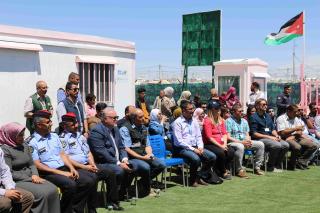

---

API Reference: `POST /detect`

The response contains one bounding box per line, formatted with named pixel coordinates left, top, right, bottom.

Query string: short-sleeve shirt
left=249, top=112, right=275, bottom=138
left=226, top=116, right=249, bottom=141
left=28, top=132, right=64, bottom=169
left=60, top=132, right=90, bottom=165
left=202, top=117, right=227, bottom=145
left=276, top=113, right=302, bottom=132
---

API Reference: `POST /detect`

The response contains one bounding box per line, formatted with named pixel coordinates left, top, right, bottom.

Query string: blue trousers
left=175, top=148, right=216, bottom=185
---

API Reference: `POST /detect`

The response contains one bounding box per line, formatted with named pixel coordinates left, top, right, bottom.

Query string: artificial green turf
left=98, top=166, right=320, bottom=213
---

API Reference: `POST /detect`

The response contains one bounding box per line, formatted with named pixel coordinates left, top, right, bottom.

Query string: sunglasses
left=69, top=88, right=79, bottom=92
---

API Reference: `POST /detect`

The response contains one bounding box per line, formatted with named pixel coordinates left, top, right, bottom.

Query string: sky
left=0, top=0, right=319, bottom=79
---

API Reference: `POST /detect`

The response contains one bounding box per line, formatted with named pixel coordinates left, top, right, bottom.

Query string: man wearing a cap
left=28, top=110, right=96, bottom=213
left=57, top=82, right=89, bottom=137
left=24, top=80, right=53, bottom=134
left=60, top=112, right=123, bottom=211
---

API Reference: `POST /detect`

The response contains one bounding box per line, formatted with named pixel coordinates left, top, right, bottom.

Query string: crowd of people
left=0, top=72, right=320, bottom=213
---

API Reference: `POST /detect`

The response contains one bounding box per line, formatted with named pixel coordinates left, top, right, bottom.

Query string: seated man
left=172, top=100, right=217, bottom=187
left=249, top=99, right=289, bottom=172
left=276, top=105, right=318, bottom=170
left=119, top=108, right=166, bottom=196
left=0, top=148, right=34, bottom=213
left=28, top=110, right=96, bottom=213
left=117, top=105, right=136, bottom=129
left=226, top=105, right=265, bottom=177
left=60, top=112, right=123, bottom=211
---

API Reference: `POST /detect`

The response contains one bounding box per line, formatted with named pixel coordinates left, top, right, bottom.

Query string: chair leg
left=135, top=177, right=138, bottom=200
left=164, top=169, right=167, bottom=191
left=182, top=165, right=185, bottom=187
left=169, top=167, right=172, bottom=181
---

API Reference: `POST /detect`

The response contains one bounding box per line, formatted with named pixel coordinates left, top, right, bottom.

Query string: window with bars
left=78, top=62, right=114, bottom=105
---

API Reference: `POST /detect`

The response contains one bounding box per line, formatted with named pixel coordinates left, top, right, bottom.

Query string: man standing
left=250, top=98, right=289, bottom=172
left=276, top=105, right=317, bottom=170
left=60, top=112, right=123, bottom=211
left=24, top=81, right=53, bottom=134
left=247, top=82, right=265, bottom=107
left=57, top=72, right=83, bottom=103
left=135, top=88, right=150, bottom=124
left=57, top=82, right=89, bottom=137
left=119, top=109, right=165, bottom=196
left=28, top=110, right=95, bottom=213
left=226, top=105, right=265, bottom=176
left=88, top=108, right=133, bottom=199
left=276, top=84, right=293, bottom=117
left=153, top=90, right=165, bottom=110
left=0, top=148, right=34, bottom=213
left=172, top=101, right=217, bottom=187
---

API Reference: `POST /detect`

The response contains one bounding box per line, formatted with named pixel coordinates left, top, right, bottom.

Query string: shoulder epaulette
left=24, top=135, right=34, bottom=144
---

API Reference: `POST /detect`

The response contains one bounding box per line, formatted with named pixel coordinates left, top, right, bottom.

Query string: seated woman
left=193, top=108, right=206, bottom=131
left=0, top=123, right=60, bottom=213
left=149, top=109, right=167, bottom=136
left=202, top=100, right=235, bottom=180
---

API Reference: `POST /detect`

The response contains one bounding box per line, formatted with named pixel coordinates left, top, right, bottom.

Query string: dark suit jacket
left=88, top=123, right=128, bottom=164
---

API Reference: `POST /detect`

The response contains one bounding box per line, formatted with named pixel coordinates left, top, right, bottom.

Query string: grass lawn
left=98, top=166, right=320, bottom=213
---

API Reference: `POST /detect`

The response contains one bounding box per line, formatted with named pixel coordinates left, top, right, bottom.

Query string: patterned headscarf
left=0, top=123, right=25, bottom=147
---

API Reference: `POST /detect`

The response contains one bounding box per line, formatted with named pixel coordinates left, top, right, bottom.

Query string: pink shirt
left=85, top=103, right=96, bottom=118
left=202, top=117, right=227, bottom=145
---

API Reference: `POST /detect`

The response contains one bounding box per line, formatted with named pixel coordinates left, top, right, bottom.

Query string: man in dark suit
left=88, top=108, right=133, bottom=197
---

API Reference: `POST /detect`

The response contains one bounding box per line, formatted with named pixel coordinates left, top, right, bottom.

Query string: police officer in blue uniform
left=276, top=84, right=293, bottom=117
left=28, top=110, right=96, bottom=213
left=60, top=112, right=123, bottom=211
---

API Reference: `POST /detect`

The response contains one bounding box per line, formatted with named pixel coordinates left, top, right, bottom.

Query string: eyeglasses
left=106, top=116, right=119, bottom=120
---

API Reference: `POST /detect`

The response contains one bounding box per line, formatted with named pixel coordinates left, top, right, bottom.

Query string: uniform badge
left=28, top=146, right=34, bottom=154
left=38, top=147, right=47, bottom=154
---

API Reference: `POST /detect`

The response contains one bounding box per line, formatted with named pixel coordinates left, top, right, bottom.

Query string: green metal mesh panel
left=135, top=82, right=301, bottom=109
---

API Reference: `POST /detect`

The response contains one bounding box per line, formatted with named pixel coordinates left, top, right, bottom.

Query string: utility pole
left=158, top=64, right=162, bottom=80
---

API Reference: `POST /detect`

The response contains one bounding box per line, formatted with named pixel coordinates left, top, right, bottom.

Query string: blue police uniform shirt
left=60, top=132, right=90, bottom=165
left=28, top=132, right=65, bottom=169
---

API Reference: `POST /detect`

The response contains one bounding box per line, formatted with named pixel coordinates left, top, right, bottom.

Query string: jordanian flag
left=265, top=12, right=303, bottom=45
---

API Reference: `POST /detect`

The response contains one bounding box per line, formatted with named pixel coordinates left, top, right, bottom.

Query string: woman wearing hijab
left=0, top=123, right=60, bottom=213
left=219, top=87, right=240, bottom=109
left=193, top=108, right=206, bottom=132
left=148, top=109, right=167, bottom=136
left=161, top=87, right=176, bottom=118
left=177, top=91, right=192, bottom=107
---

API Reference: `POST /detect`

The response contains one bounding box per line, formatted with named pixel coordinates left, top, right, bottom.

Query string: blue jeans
left=130, top=158, right=165, bottom=194
left=175, top=148, right=216, bottom=185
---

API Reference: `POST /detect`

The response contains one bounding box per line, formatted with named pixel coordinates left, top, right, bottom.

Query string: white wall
left=0, top=45, right=135, bottom=130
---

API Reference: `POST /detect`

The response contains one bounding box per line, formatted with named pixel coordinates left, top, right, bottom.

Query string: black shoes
left=107, top=203, right=124, bottom=211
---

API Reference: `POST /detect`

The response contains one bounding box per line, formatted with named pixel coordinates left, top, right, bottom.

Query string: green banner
left=182, top=10, right=221, bottom=66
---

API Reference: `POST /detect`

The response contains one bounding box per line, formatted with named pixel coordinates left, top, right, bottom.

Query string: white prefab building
left=0, top=24, right=136, bottom=127
left=213, top=58, right=270, bottom=107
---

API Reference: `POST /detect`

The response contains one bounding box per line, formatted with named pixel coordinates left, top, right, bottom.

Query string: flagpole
left=300, top=10, right=306, bottom=108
